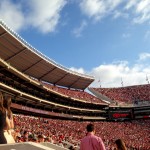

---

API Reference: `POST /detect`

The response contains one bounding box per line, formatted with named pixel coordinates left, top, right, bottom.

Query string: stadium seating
left=13, top=114, right=150, bottom=150
left=90, top=84, right=150, bottom=105
left=0, top=20, right=150, bottom=150
left=42, top=82, right=105, bottom=104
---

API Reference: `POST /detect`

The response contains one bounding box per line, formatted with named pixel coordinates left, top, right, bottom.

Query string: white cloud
left=0, top=0, right=24, bottom=32
left=70, top=67, right=85, bottom=74
left=91, top=61, right=150, bottom=88
left=70, top=54, right=150, bottom=88
left=80, top=0, right=105, bottom=20
left=122, top=0, right=150, bottom=24
left=139, top=52, right=150, bottom=61
left=136, top=0, right=150, bottom=13
left=132, top=0, right=150, bottom=24
left=79, top=0, right=150, bottom=25
left=72, top=20, right=87, bottom=37
left=0, top=0, right=67, bottom=33
left=80, top=0, right=122, bottom=21
left=125, top=0, right=139, bottom=10
left=113, top=11, right=129, bottom=19
left=27, top=0, right=67, bottom=33
left=1, top=0, right=150, bottom=33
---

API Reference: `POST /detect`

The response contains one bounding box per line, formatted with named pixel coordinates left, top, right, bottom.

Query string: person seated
left=38, top=134, right=44, bottom=143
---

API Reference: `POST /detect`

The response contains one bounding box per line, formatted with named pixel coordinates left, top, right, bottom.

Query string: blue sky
left=0, top=0, right=150, bottom=88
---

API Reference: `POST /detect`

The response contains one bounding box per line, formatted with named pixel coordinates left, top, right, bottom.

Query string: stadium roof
left=0, top=21, right=94, bottom=90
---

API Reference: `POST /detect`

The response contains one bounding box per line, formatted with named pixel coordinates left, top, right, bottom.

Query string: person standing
left=80, top=123, right=106, bottom=150
left=0, top=92, right=9, bottom=144
left=3, top=96, right=15, bottom=143
left=3, top=96, right=14, bottom=130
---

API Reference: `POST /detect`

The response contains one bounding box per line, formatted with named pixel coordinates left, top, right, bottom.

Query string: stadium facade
left=0, top=20, right=150, bottom=122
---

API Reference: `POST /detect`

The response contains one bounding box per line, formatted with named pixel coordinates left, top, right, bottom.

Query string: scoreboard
left=108, top=106, right=150, bottom=121
left=111, top=112, right=131, bottom=119
left=109, top=111, right=132, bottom=120
left=108, top=108, right=133, bottom=121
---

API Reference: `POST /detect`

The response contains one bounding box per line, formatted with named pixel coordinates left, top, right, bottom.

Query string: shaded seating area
left=42, top=82, right=105, bottom=104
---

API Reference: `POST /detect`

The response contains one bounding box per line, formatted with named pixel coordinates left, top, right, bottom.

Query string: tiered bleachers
left=90, top=84, right=150, bottom=104
left=42, top=82, right=105, bottom=104
left=1, top=20, right=150, bottom=150
left=14, top=114, right=150, bottom=150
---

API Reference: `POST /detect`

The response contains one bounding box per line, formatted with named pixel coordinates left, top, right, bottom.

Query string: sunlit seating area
left=13, top=114, right=150, bottom=150
left=90, top=84, right=150, bottom=104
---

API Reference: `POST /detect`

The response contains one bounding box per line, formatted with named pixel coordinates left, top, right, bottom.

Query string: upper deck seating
left=90, top=84, right=150, bottom=104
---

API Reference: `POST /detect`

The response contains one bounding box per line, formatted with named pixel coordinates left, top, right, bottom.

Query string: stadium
left=0, top=21, right=150, bottom=150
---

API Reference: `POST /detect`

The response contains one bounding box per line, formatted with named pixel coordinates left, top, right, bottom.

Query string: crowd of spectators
left=30, top=77, right=105, bottom=104
left=42, top=82, right=105, bottom=104
left=91, top=84, right=150, bottom=105
left=13, top=114, right=150, bottom=150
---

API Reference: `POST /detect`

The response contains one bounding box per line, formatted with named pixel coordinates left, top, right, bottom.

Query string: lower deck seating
left=13, top=114, right=150, bottom=150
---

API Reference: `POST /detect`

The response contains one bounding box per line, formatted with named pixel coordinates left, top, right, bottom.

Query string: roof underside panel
left=0, top=21, right=94, bottom=89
